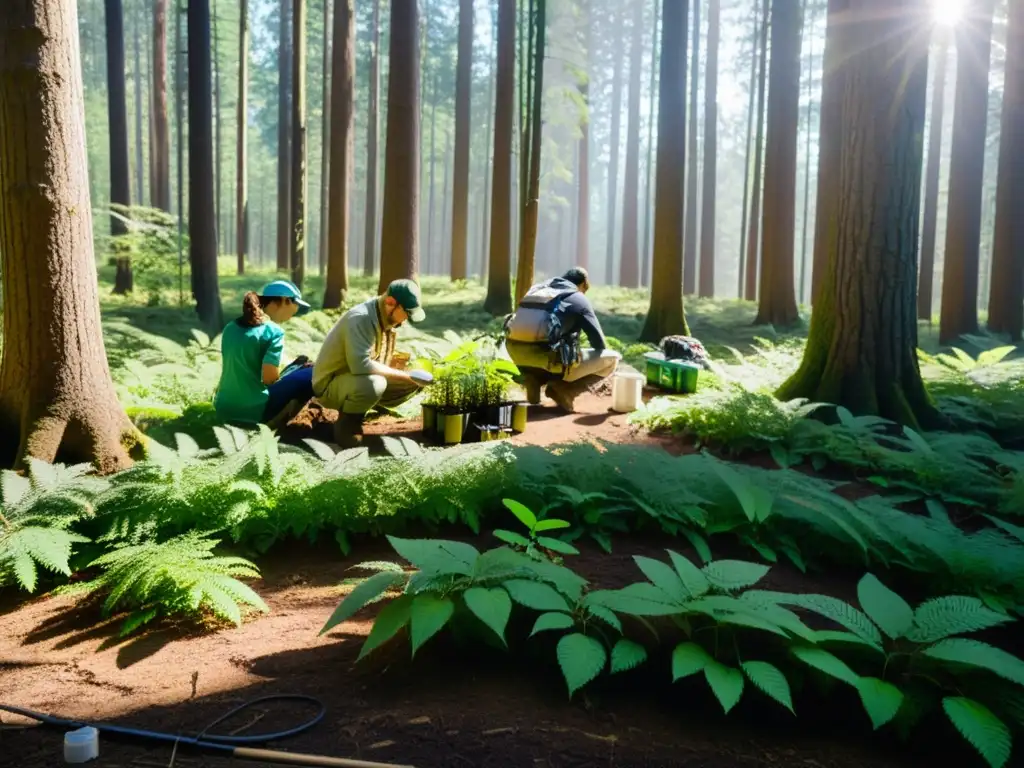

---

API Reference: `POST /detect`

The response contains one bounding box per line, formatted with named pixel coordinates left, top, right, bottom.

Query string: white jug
left=611, top=370, right=645, bottom=413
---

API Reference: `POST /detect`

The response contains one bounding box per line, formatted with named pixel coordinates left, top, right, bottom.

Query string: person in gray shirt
left=313, top=279, right=427, bottom=446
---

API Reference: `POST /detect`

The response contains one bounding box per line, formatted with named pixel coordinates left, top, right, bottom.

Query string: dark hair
left=563, top=267, right=589, bottom=287
left=239, top=292, right=280, bottom=327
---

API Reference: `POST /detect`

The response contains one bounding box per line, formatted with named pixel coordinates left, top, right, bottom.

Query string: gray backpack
left=506, top=282, right=579, bottom=345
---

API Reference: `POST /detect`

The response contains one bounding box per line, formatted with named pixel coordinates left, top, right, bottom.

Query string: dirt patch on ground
left=0, top=536, right=968, bottom=768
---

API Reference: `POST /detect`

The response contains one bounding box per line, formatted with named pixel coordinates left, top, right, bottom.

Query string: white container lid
left=64, top=726, right=99, bottom=763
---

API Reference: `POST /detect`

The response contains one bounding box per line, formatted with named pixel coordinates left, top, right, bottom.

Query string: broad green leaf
left=409, top=595, right=454, bottom=656
left=667, top=549, right=710, bottom=597
left=634, top=555, right=689, bottom=602
left=984, top=515, right=1024, bottom=545
left=791, top=645, right=859, bottom=686
left=977, top=345, right=1015, bottom=366
left=536, top=536, right=580, bottom=555
left=710, top=461, right=758, bottom=522
left=857, top=574, right=913, bottom=640
left=503, top=579, right=571, bottom=612
left=175, top=433, right=202, bottom=459
left=1, top=470, right=31, bottom=507
left=321, top=571, right=405, bottom=634
left=812, top=630, right=884, bottom=648
left=587, top=583, right=683, bottom=616
left=742, top=661, right=793, bottom=714
left=943, top=697, right=1011, bottom=768
left=924, top=638, right=1024, bottom=686
left=702, top=560, right=771, bottom=592
left=836, top=406, right=856, bottom=426
left=557, top=633, right=607, bottom=697
left=534, top=518, right=571, bottom=532
left=681, top=529, right=713, bottom=564
left=705, top=661, right=745, bottom=713
left=750, top=591, right=883, bottom=647
left=386, top=536, right=479, bottom=576
left=856, top=677, right=904, bottom=729
left=672, top=642, right=712, bottom=681
left=610, top=638, right=648, bottom=674
left=502, top=499, right=537, bottom=530
left=750, top=485, right=774, bottom=523
left=463, top=587, right=512, bottom=644
left=530, top=611, right=574, bottom=636
left=585, top=604, right=623, bottom=632
left=492, top=529, right=531, bottom=548
left=908, top=596, right=1012, bottom=644
left=357, top=595, right=412, bottom=660
left=902, top=427, right=933, bottom=454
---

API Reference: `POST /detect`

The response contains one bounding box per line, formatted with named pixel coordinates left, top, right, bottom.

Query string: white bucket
left=611, top=370, right=645, bottom=413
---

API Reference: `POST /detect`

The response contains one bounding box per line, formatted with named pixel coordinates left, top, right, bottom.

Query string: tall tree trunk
left=188, top=0, right=224, bottom=330
left=744, top=0, right=769, bottom=301
left=0, top=0, right=140, bottom=471
left=442, top=132, right=452, bottom=269
left=277, top=0, right=292, bottom=271
left=236, top=0, right=249, bottom=276
left=363, top=0, right=381, bottom=276
left=939, top=0, right=995, bottom=343
left=798, top=0, right=814, bottom=304
left=483, top=0, right=515, bottom=314
left=290, top=0, right=307, bottom=288
left=987, top=0, right=1024, bottom=338
left=133, top=5, right=145, bottom=206
left=604, top=11, right=624, bottom=285
left=426, top=71, right=439, bottom=274
left=480, top=4, right=498, bottom=280
left=640, top=0, right=690, bottom=342
left=213, top=0, right=222, bottom=255
left=324, top=0, right=354, bottom=309
left=618, top=0, right=644, bottom=288
left=682, top=0, right=700, bottom=294
left=575, top=0, right=590, bottom=270
left=175, top=0, right=185, bottom=303
left=753, top=0, right=801, bottom=326
left=105, top=0, right=133, bottom=295
left=777, top=0, right=937, bottom=428
left=737, top=0, right=760, bottom=297
left=514, top=0, right=546, bottom=305
left=377, top=0, right=421, bottom=292
left=918, top=31, right=950, bottom=321
left=152, top=0, right=171, bottom=211
left=642, top=0, right=660, bottom=287
left=810, top=0, right=844, bottom=303
left=319, top=0, right=331, bottom=277
left=450, top=0, right=473, bottom=280
left=698, top=0, right=720, bottom=298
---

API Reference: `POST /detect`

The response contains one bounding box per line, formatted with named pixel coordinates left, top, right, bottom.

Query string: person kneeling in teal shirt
left=214, top=280, right=315, bottom=426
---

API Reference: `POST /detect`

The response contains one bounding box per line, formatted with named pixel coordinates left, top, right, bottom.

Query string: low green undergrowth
left=325, top=536, right=1024, bottom=768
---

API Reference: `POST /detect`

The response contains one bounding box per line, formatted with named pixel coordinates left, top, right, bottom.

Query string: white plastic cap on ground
left=64, top=726, right=99, bottom=763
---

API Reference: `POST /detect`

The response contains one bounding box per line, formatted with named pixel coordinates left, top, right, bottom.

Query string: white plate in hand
left=409, top=369, right=434, bottom=385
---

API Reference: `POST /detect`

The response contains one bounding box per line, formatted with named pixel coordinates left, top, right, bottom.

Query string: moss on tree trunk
left=0, top=0, right=141, bottom=472
left=777, top=0, right=939, bottom=430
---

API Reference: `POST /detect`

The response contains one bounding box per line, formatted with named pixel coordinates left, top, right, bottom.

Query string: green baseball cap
left=260, top=280, right=312, bottom=315
left=386, top=279, right=426, bottom=323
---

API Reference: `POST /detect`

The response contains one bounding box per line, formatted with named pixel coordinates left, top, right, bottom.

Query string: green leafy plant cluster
left=327, top=537, right=1024, bottom=767
left=419, top=337, right=520, bottom=410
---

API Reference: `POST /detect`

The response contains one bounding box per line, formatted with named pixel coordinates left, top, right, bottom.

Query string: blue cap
left=260, top=280, right=311, bottom=316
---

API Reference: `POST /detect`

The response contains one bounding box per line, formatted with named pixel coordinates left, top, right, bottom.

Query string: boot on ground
left=333, top=412, right=365, bottom=448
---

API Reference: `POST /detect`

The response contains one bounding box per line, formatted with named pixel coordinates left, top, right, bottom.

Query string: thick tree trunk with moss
left=938, top=0, right=995, bottom=343
left=0, top=0, right=140, bottom=471
left=377, top=0, right=421, bottom=293
left=917, top=31, right=949, bottom=321
left=777, top=0, right=938, bottom=428
left=639, top=0, right=689, bottom=343
left=987, top=0, right=1024, bottom=338
left=754, top=0, right=801, bottom=327
left=324, top=0, right=353, bottom=309
left=483, top=0, right=515, bottom=315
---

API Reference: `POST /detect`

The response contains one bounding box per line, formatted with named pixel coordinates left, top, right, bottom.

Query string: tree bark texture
left=604, top=10, right=624, bottom=285
left=105, top=0, right=133, bottom=295
left=777, top=0, right=938, bottom=428
left=737, top=0, right=760, bottom=297
left=378, top=0, right=421, bottom=293
left=363, top=0, right=380, bottom=276
left=575, top=0, right=590, bottom=270
left=319, top=0, right=331, bottom=276
left=450, top=0, right=473, bottom=280
left=641, top=0, right=659, bottom=286
left=152, top=0, right=171, bottom=211
left=744, top=0, right=769, bottom=300
left=290, top=0, right=307, bottom=288
left=917, top=31, right=949, bottom=321
left=0, top=0, right=140, bottom=471
left=133, top=6, right=144, bottom=207
left=682, top=0, right=700, bottom=295
left=640, top=0, right=690, bottom=343
left=698, top=0, right=720, bottom=298
left=324, top=0, right=354, bottom=309
left=618, top=0, right=644, bottom=289
left=277, top=0, right=292, bottom=271
left=236, top=0, right=249, bottom=277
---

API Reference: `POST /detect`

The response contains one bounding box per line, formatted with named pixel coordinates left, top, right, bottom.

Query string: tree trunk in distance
left=277, top=0, right=292, bottom=271
left=754, top=0, right=801, bottom=327
left=918, top=30, right=950, bottom=321
left=324, top=0, right=354, bottom=309
left=319, top=0, right=331, bottom=277
left=798, top=0, right=814, bottom=304
left=426, top=70, right=439, bottom=274
left=640, top=0, right=690, bottom=343
left=377, top=0, right=421, bottom=293
left=450, top=0, right=473, bottom=280
left=618, top=0, right=644, bottom=289
left=575, top=0, right=590, bottom=270
left=188, top=0, right=224, bottom=331
left=290, top=0, right=307, bottom=288
left=641, top=0, right=660, bottom=287
left=604, top=10, right=624, bottom=285
left=737, top=0, right=760, bottom=297
left=682, top=0, right=700, bottom=295
left=810, top=0, right=845, bottom=304
left=777, top=0, right=939, bottom=428
left=213, top=0, right=222, bottom=255
left=987, top=0, right=1024, bottom=338
left=698, top=0, right=720, bottom=298
left=939, top=0, right=996, bottom=343
left=478, top=3, right=498, bottom=280
left=744, top=0, right=769, bottom=301
left=133, top=5, right=144, bottom=206
left=175, top=0, right=185, bottom=302
left=442, top=133, right=452, bottom=269
left=105, top=0, right=133, bottom=296
left=236, top=0, right=249, bottom=276
left=152, top=0, right=171, bottom=211
left=0, top=0, right=140, bottom=471
left=363, top=0, right=381, bottom=276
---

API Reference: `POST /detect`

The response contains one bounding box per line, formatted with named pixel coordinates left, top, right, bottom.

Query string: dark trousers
left=262, top=366, right=315, bottom=423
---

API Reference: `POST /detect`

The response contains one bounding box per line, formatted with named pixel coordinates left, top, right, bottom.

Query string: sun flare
left=932, top=0, right=966, bottom=26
